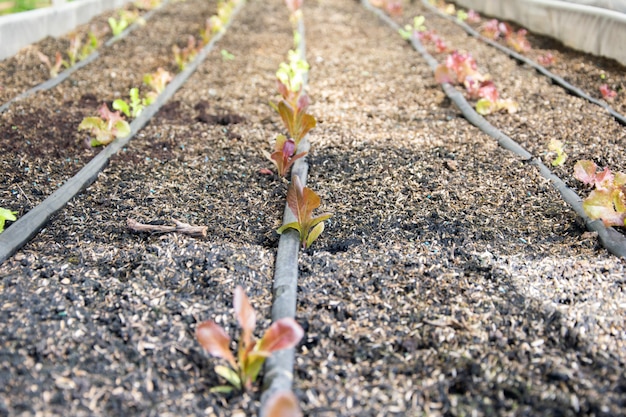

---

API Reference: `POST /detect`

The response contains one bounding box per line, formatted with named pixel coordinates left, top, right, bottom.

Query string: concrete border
left=452, top=0, right=626, bottom=65
left=0, top=0, right=131, bottom=60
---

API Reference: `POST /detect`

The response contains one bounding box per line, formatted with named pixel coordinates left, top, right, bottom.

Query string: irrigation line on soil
left=259, top=14, right=310, bottom=416
left=421, top=0, right=626, bottom=127
left=0, top=0, right=246, bottom=264
left=0, top=0, right=170, bottom=114
left=361, top=0, right=626, bottom=258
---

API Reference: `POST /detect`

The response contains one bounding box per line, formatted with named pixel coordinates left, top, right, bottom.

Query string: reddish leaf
left=196, top=321, right=237, bottom=369
left=264, top=391, right=303, bottom=417
left=234, top=286, right=256, bottom=348
left=257, top=318, right=304, bottom=353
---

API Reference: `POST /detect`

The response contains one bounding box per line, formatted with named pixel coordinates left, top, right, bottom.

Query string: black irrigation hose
left=0, top=0, right=170, bottom=114
left=0, top=1, right=246, bottom=264
left=361, top=0, right=626, bottom=258
left=421, top=0, right=626, bottom=127
left=260, top=15, right=310, bottom=416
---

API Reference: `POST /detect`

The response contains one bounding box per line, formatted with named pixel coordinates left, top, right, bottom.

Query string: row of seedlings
left=0, top=0, right=247, bottom=262
left=193, top=0, right=331, bottom=415
left=365, top=0, right=626, bottom=257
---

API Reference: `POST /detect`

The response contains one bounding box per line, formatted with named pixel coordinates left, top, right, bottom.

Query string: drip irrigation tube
left=0, top=1, right=246, bottom=264
left=259, top=15, right=310, bottom=417
left=421, top=0, right=626, bottom=127
left=361, top=0, right=626, bottom=258
left=0, top=1, right=170, bottom=114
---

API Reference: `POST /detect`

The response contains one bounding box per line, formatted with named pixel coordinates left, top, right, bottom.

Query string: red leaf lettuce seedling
left=574, top=160, right=626, bottom=227
left=263, top=134, right=307, bottom=177
left=196, top=286, right=304, bottom=393
left=277, top=175, right=332, bottom=249
left=37, top=51, right=66, bottom=78
left=600, top=84, right=617, bottom=101
left=143, top=68, right=173, bottom=103
left=173, top=36, right=200, bottom=71
left=78, top=104, right=131, bottom=146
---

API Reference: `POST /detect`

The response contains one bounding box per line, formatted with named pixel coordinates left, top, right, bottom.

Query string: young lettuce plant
left=574, top=160, right=626, bottom=227
left=271, top=95, right=316, bottom=147
left=435, top=51, right=518, bottom=115
left=548, top=139, right=567, bottom=167
left=78, top=103, right=131, bottom=146
left=0, top=208, right=17, bottom=233
left=143, top=68, right=173, bottom=103
left=263, top=134, right=307, bottom=177
left=277, top=175, right=332, bottom=249
left=173, top=36, right=199, bottom=71
left=37, top=51, right=66, bottom=78
left=196, top=286, right=304, bottom=393
left=399, top=15, right=426, bottom=40
left=113, top=87, right=149, bottom=118
left=108, top=15, right=129, bottom=36
left=600, top=84, right=617, bottom=101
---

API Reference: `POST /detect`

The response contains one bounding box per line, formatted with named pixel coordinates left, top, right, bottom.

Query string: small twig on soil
left=127, top=218, right=207, bottom=238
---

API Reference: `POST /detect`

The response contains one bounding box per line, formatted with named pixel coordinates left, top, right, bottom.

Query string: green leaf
left=0, top=208, right=18, bottom=233
left=112, top=99, right=130, bottom=118
left=276, top=221, right=301, bottom=235
left=306, top=221, right=325, bottom=249
left=113, top=120, right=131, bottom=139
left=475, top=98, right=494, bottom=115
left=209, top=385, right=235, bottom=394
left=214, top=365, right=242, bottom=389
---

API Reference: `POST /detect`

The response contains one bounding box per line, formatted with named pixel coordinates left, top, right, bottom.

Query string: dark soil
left=0, top=0, right=625, bottom=415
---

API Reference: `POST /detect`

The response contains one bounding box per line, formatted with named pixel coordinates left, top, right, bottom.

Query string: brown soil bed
left=1, top=0, right=625, bottom=415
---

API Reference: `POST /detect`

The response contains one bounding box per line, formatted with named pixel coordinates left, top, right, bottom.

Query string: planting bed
left=1, top=0, right=625, bottom=415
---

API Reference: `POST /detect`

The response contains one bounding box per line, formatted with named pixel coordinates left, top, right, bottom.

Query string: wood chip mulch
left=0, top=0, right=625, bottom=415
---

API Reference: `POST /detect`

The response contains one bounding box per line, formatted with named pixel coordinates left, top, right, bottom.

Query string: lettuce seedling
left=600, top=84, right=617, bottom=101
left=574, top=160, right=626, bottom=227
left=108, top=15, right=129, bottom=36
left=276, top=49, right=310, bottom=95
left=456, top=10, right=468, bottom=22
left=272, top=99, right=316, bottom=146
left=37, top=51, right=66, bottom=78
left=503, top=26, right=531, bottom=53
left=548, top=139, right=567, bottom=167
left=277, top=175, right=332, bottom=249
left=479, top=19, right=503, bottom=40
left=173, top=36, right=199, bottom=71
left=113, top=88, right=149, bottom=118
left=263, top=134, right=307, bottom=177
left=79, top=31, right=99, bottom=60
left=66, top=34, right=81, bottom=67
left=467, top=10, right=481, bottom=23
left=143, top=68, right=173, bottom=103
left=78, top=103, right=131, bottom=146
left=0, top=208, right=17, bottom=233
left=538, top=53, right=556, bottom=67
left=196, top=286, right=304, bottom=393
left=265, top=391, right=303, bottom=417
left=399, top=15, right=426, bottom=40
